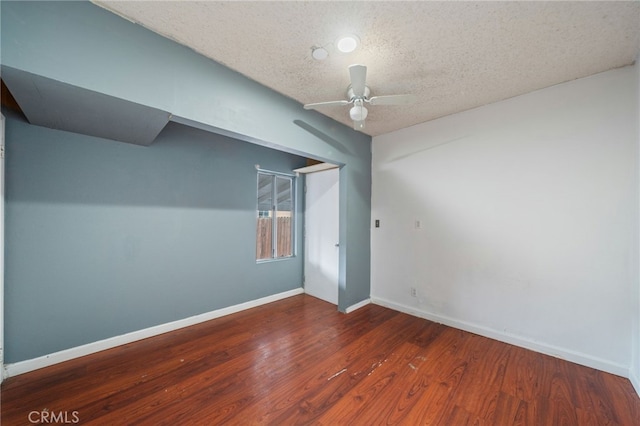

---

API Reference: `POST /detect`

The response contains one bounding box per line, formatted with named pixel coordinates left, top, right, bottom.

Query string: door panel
left=304, top=168, right=339, bottom=305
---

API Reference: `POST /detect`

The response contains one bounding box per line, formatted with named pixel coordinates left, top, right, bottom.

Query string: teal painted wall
left=3, top=113, right=307, bottom=362
left=1, top=1, right=371, bottom=318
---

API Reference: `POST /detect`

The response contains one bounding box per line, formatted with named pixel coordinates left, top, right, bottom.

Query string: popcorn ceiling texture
left=95, top=1, right=640, bottom=137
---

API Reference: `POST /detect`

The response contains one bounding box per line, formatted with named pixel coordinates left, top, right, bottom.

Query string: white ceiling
left=95, top=1, right=640, bottom=137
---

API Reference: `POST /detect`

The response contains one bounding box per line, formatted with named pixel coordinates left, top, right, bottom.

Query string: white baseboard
left=4, top=288, right=304, bottom=378
left=371, top=296, right=629, bottom=378
left=631, top=369, right=640, bottom=399
left=345, top=298, right=371, bottom=313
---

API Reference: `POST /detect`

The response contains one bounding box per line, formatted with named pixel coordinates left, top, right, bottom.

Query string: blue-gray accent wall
left=3, top=113, right=307, bottom=363
left=1, top=1, right=372, bottom=362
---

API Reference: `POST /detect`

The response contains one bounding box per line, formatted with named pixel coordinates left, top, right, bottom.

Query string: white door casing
left=1, top=113, right=5, bottom=382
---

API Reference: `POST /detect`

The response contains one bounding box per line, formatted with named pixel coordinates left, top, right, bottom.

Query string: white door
left=1, top=113, right=5, bottom=382
left=304, top=168, right=339, bottom=305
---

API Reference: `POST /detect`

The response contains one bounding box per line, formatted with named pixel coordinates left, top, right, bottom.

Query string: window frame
left=256, top=169, right=296, bottom=262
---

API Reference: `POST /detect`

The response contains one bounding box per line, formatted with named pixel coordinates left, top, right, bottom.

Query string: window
left=256, top=171, right=295, bottom=260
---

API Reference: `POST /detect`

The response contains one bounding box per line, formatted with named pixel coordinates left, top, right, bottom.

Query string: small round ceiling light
left=311, top=46, right=328, bottom=60
left=336, top=34, right=360, bottom=53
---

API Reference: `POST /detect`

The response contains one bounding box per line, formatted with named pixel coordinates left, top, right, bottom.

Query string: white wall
left=372, top=65, right=638, bottom=377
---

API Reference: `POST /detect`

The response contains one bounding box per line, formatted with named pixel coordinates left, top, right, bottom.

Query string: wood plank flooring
left=2, top=294, right=639, bottom=425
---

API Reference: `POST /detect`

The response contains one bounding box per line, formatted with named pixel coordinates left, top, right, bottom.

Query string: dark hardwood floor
left=2, top=294, right=639, bottom=425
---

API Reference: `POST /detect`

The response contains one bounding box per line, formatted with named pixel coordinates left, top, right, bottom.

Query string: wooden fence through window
left=256, top=217, right=292, bottom=259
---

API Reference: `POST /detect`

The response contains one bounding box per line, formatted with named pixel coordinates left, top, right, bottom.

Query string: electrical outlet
left=410, top=287, right=417, bottom=297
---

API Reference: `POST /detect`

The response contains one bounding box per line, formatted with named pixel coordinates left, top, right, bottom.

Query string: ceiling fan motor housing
left=347, top=86, right=371, bottom=102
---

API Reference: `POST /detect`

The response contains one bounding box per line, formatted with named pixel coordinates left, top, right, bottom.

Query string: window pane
left=256, top=174, right=273, bottom=260
left=257, top=173, right=273, bottom=212
left=275, top=176, right=293, bottom=258
left=256, top=172, right=295, bottom=261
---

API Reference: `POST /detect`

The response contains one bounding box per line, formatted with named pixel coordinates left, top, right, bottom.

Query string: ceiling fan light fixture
left=349, top=103, right=368, bottom=121
left=336, top=34, right=359, bottom=53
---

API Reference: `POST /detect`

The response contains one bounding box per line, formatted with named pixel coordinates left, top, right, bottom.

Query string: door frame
left=299, top=164, right=340, bottom=306
left=1, top=113, right=5, bottom=382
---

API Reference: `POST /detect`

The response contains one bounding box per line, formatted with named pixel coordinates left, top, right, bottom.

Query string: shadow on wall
left=293, top=120, right=353, bottom=156
left=5, top=112, right=308, bottom=209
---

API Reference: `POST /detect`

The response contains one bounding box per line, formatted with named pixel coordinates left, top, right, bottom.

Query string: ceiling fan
left=303, top=64, right=416, bottom=131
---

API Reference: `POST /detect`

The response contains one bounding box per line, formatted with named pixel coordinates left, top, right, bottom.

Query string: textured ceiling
left=94, top=1, right=640, bottom=137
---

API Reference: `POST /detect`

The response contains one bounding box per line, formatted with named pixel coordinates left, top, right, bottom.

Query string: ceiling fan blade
left=349, top=64, right=367, bottom=97
left=303, top=100, right=350, bottom=110
left=353, top=120, right=366, bottom=131
left=368, top=94, right=416, bottom=106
